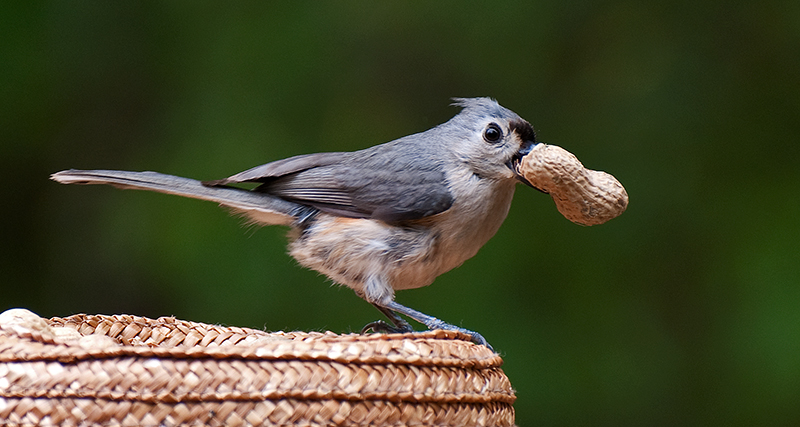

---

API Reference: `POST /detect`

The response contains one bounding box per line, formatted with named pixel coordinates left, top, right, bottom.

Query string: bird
left=51, top=97, right=538, bottom=350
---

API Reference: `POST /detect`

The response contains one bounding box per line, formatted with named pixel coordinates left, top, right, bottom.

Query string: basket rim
left=2, top=313, right=503, bottom=369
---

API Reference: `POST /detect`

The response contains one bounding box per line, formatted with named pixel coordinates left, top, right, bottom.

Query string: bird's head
left=446, top=97, right=537, bottom=187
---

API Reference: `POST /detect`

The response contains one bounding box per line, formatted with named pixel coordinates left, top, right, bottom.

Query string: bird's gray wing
left=265, top=162, right=453, bottom=222
left=205, top=147, right=454, bottom=222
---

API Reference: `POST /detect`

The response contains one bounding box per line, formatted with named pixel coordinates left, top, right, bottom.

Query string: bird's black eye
left=483, top=123, right=502, bottom=143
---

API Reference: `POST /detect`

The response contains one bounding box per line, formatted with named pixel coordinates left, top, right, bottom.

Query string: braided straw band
left=0, top=310, right=515, bottom=426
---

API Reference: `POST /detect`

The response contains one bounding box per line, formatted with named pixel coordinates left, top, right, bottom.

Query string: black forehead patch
left=510, top=119, right=536, bottom=143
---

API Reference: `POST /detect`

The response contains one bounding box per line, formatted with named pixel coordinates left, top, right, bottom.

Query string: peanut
left=518, top=144, right=628, bottom=226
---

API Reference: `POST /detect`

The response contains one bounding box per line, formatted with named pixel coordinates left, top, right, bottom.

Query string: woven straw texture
left=0, top=310, right=515, bottom=426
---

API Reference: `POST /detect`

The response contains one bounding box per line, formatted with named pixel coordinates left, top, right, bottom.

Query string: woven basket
left=0, top=309, right=515, bottom=426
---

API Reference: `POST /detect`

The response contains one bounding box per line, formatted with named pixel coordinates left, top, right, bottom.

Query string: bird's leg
left=364, top=300, right=493, bottom=351
left=361, top=303, right=414, bottom=334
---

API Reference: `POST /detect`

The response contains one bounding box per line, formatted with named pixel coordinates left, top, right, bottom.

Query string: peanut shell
left=519, top=144, right=628, bottom=226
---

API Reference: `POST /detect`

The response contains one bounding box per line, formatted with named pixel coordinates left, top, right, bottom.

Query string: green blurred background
left=3, top=1, right=799, bottom=425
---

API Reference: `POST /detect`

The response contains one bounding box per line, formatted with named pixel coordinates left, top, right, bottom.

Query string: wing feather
left=205, top=141, right=454, bottom=222
left=203, top=152, right=350, bottom=186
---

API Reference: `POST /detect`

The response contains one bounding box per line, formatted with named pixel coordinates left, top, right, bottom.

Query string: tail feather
left=51, top=169, right=305, bottom=226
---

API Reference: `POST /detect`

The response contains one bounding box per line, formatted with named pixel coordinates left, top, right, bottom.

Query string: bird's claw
left=427, top=320, right=493, bottom=351
left=360, top=320, right=413, bottom=335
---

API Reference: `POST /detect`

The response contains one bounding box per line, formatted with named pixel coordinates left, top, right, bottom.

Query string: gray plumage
left=51, top=97, right=538, bottom=351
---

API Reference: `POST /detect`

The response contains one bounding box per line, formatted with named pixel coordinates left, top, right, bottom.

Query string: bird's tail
left=51, top=169, right=307, bottom=226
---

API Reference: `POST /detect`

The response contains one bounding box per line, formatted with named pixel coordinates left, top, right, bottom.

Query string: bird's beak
left=507, top=140, right=544, bottom=191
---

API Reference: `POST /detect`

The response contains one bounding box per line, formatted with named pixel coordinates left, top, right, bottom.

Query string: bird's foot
left=362, top=301, right=494, bottom=351
left=360, top=319, right=491, bottom=351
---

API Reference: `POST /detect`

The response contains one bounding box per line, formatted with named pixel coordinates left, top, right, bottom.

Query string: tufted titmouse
left=52, top=97, right=539, bottom=350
